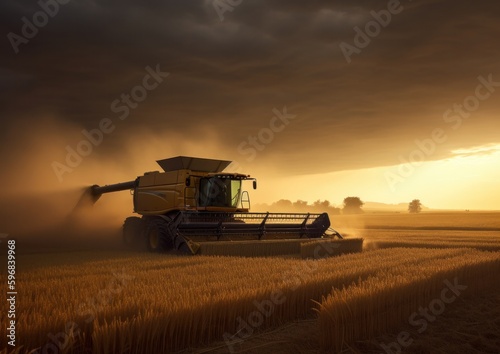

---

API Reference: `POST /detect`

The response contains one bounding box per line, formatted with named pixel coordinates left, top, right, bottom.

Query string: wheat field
left=362, top=229, right=500, bottom=251
left=1, top=212, right=499, bottom=353
left=317, top=249, right=500, bottom=351
left=1, top=247, right=498, bottom=353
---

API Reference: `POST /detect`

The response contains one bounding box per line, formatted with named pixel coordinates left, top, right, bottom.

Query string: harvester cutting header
left=90, top=156, right=340, bottom=255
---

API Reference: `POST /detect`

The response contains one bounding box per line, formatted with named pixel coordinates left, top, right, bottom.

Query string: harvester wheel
left=123, top=217, right=145, bottom=247
left=144, top=218, right=174, bottom=252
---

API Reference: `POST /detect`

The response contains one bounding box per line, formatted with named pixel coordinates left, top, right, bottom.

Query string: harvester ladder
left=240, top=191, right=250, bottom=209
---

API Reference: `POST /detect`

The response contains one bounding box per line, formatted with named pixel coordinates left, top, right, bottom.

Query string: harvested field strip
left=362, top=229, right=500, bottom=240
left=364, top=226, right=500, bottom=231
left=362, top=230, right=500, bottom=251
left=333, top=212, right=500, bottom=230
left=317, top=250, right=500, bottom=352
left=371, top=240, right=500, bottom=251
left=1, top=248, right=487, bottom=353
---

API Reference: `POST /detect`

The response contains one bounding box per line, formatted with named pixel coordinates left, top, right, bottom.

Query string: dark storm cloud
left=1, top=0, right=500, bottom=175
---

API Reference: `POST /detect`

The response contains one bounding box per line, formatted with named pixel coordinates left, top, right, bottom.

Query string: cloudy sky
left=1, top=0, right=500, bottom=210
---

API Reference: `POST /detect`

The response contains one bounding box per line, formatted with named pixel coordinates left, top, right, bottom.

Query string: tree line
left=255, top=197, right=423, bottom=214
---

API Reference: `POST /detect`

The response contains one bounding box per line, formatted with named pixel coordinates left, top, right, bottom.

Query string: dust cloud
left=329, top=214, right=370, bottom=248
left=0, top=116, right=232, bottom=252
left=324, top=214, right=363, bottom=236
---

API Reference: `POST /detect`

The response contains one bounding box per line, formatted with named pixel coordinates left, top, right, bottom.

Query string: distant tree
left=266, top=198, right=342, bottom=214
left=293, top=200, right=308, bottom=210
left=408, top=199, right=422, bottom=213
left=343, top=197, right=364, bottom=214
left=274, top=199, right=292, bottom=206
left=313, top=199, right=331, bottom=209
left=273, top=199, right=293, bottom=211
left=311, top=199, right=340, bottom=214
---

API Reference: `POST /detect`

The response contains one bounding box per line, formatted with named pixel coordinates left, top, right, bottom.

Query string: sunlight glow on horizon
left=253, top=144, right=500, bottom=211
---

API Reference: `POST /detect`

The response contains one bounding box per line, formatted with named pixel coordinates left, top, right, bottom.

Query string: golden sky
left=1, top=0, right=499, bottom=211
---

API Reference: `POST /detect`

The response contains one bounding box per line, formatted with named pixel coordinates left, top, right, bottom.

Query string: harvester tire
left=123, top=217, right=145, bottom=248
left=144, top=218, right=174, bottom=252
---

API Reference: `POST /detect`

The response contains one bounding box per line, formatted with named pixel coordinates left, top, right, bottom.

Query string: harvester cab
left=89, top=156, right=336, bottom=254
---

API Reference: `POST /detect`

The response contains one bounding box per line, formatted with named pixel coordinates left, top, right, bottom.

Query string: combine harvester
left=89, top=156, right=363, bottom=257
